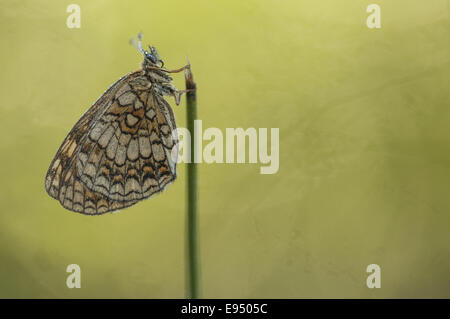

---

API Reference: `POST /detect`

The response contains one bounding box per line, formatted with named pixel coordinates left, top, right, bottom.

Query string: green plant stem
left=185, top=64, right=199, bottom=299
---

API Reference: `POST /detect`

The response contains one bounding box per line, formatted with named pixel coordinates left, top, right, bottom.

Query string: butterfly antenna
left=137, top=32, right=145, bottom=53
left=130, top=32, right=146, bottom=55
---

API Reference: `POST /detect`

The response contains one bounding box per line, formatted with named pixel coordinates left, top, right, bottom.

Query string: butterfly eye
left=146, top=53, right=157, bottom=64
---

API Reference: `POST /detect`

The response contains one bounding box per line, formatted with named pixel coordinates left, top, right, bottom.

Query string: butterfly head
left=144, top=46, right=164, bottom=67
left=131, top=32, right=164, bottom=68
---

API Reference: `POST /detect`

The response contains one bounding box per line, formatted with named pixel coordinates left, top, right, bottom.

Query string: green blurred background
left=0, top=0, right=449, bottom=298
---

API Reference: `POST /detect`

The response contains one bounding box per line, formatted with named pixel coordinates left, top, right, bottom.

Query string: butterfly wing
left=45, top=71, right=178, bottom=214
left=56, top=165, right=139, bottom=214
left=75, top=76, right=178, bottom=203
left=45, top=71, right=138, bottom=201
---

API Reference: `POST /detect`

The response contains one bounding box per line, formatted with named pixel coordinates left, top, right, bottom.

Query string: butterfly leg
left=145, top=64, right=190, bottom=74
left=173, top=89, right=195, bottom=105
left=162, top=64, right=191, bottom=74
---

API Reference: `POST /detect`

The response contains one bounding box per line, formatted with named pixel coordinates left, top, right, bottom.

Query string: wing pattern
left=45, top=71, right=178, bottom=215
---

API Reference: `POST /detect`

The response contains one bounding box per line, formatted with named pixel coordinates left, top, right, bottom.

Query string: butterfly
left=45, top=33, right=190, bottom=215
